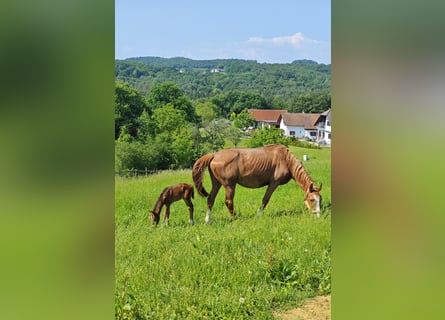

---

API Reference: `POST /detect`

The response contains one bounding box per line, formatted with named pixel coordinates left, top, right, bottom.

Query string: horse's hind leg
left=206, top=180, right=221, bottom=224
left=224, top=185, right=237, bottom=220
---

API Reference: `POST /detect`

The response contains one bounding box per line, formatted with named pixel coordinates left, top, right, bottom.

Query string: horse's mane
left=285, top=148, right=315, bottom=193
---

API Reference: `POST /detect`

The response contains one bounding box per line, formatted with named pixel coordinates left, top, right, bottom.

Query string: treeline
left=115, top=82, right=259, bottom=173
left=115, top=57, right=330, bottom=113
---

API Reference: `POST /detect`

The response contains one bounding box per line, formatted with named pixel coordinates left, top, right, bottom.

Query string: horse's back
left=210, top=145, right=289, bottom=187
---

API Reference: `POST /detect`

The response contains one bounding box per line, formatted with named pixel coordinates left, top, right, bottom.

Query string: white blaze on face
left=305, top=194, right=321, bottom=216
left=315, top=195, right=321, bottom=213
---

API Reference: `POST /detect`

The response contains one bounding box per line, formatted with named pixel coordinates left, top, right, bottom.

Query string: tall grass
left=115, top=147, right=331, bottom=319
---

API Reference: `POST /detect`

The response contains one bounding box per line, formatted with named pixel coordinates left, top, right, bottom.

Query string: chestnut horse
left=149, top=183, right=195, bottom=226
left=192, top=144, right=322, bottom=223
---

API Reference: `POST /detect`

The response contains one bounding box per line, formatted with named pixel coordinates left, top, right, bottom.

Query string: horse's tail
left=192, top=153, right=214, bottom=197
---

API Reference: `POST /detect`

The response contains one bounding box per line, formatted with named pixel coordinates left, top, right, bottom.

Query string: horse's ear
left=318, top=183, right=322, bottom=191
left=308, top=182, right=314, bottom=192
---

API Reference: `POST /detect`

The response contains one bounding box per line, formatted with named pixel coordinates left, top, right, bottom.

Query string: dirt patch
left=274, top=295, right=331, bottom=320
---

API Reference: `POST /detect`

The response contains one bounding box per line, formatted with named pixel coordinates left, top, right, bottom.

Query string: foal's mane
left=152, top=186, right=169, bottom=213
left=285, top=148, right=315, bottom=193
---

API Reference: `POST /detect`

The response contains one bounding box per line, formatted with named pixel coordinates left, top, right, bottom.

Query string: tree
left=224, top=125, right=242, bottom=147
left=151, top=104, right=196, bottom=169
left=198, top=122, right=226, bottom=153
left=147, top=82, right=199, bottom=123
left=231, top=108, right=255, bottom=129
left=170, top=124, right=195, bottom=168
left=115, top=81, right=149, bottom=139
left=153, top=104, right=187, bottom=134
left=195, top=101, right=217, bottom=125
left=136, top=109, right=154, bottom=142
left=147, top=82, right=183, bottom=109
left=211, top=91, right=271, bottom=117
left=289, top=92, right=331, bottom=113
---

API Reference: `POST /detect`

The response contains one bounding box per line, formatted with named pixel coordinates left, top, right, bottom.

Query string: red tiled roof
left=281, top=113, right=321, bottom=130
left=248, top=109, right=288, bottom=123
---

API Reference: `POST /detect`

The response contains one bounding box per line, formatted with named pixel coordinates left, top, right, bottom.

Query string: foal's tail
left=192, top=153, right=214, bottom=197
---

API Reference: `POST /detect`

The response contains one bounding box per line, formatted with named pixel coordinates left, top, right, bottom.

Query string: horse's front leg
left=257, top=184, right=279, bottom=216
left=224, top=185, right=237, bottom=221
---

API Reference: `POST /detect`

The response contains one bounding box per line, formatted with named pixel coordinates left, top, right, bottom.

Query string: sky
left=115, top=0, right=330, bottom=64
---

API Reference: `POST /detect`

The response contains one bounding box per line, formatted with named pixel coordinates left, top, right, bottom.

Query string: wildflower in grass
left=239, top=297, right=245, bottom=303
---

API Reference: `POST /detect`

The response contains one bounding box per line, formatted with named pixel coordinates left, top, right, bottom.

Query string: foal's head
left=304, top=183, right=322, bottom=217
left=149, top=209, right=160, bottom=225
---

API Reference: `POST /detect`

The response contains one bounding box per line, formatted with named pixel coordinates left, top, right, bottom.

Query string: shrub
left=248, top=127, right=292, bottom=148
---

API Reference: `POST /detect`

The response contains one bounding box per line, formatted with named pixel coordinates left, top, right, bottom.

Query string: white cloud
left=241, top=32, right=330, bottom=63
left=247, top=32, right=318, bottom=48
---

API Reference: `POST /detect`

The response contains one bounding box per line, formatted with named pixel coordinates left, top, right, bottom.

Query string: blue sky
left=115, top=1, right=330, bottom=64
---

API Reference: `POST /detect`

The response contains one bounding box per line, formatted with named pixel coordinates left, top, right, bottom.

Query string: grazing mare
left=192, top=144, right=322, bottom=223
left=149, top=183, right=195, bottom=226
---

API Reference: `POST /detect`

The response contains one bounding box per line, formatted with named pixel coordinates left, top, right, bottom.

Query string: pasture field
left=115, top=146, right=331, bottom=319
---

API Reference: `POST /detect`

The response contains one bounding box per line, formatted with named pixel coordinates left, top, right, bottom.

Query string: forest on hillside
left=115, top=57, right=330, bottom=113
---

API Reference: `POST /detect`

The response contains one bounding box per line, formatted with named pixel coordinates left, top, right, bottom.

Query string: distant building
left=249, top=108, right=331, bottom=146
left=315, top=109, right=331, bottom=145
left=280, top=113, right=321, bottom=140
left=248, top=109, right=288, bottom=128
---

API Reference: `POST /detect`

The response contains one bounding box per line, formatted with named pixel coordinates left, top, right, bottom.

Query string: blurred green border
left=2, top=0, right=445, bottom=319
left=333, top=0, right=445, bottom=319
left=0, top=1, right=114, bottom=319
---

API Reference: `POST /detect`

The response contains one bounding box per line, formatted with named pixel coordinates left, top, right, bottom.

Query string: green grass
left=115, top=147, right=331, bottom=319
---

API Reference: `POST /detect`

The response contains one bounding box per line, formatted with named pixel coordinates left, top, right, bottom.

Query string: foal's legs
left=163, top=204, right=171, bottom=225
left=183, top=197, right=194, bottom=225
left=224, top=185, right=237, bottom=220
left=257, top=183, right=279, bottom=216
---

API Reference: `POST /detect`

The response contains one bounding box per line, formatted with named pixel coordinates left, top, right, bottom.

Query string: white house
left=280, top=113, right=321, bottom=140
left=249, top=108, right=332, bottom=146
left=315, top=109, right=331, bottom=145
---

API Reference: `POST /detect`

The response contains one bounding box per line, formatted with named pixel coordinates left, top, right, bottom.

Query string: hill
left=115, top=57, right=330, bottom=112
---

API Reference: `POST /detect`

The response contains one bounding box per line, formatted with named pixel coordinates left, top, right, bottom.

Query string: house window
left=289, top=131, right=295, bottom=136
left=328, top=133, right=331, bottom=139
left=310, top=131, right=316, bottom=136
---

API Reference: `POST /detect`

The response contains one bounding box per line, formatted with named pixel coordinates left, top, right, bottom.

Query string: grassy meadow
left=115, top=146, right=331, bottom=319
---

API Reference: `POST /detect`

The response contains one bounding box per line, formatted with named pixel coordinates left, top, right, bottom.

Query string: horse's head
left=304, top=183, right=322, bottom=217
left=149, top=210, right=160, bottom=226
